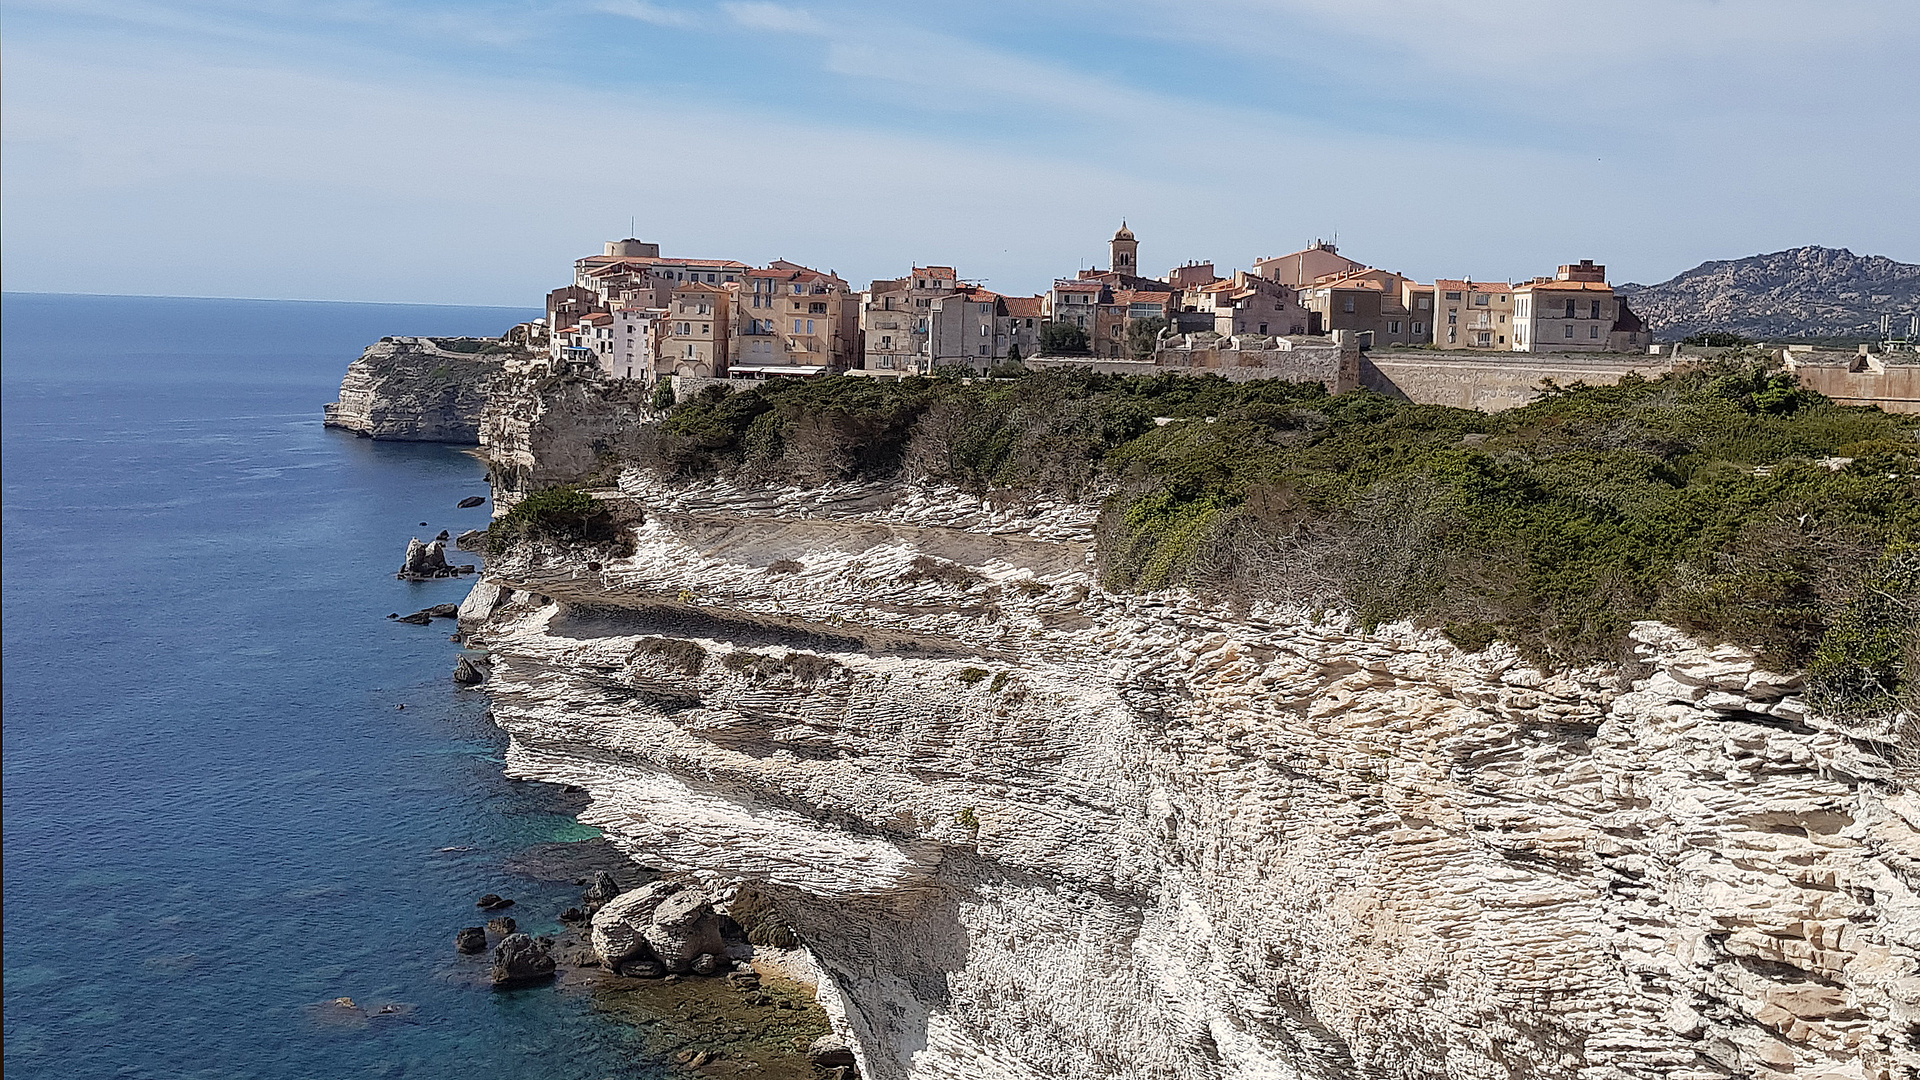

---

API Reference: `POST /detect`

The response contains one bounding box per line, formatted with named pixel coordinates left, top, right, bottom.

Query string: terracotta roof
left=584, top=313, right=613, bottom=325
left=1434, top=279, right=1513, bottom=293
left=1003, top=296, right=1045, bottom=318
left=1116, top=290, right=1170, bottom=308
left=1516, top=279, right=1614, bottom=292
left=911, top=266, right=957, bottom=279
left=673, top=281, right=730, bottom=294
left=579, top=255, right=750, bottom=270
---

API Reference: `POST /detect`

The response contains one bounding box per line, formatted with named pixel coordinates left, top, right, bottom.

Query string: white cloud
left=593, top=0, right=695, bottom=28
left=721, top=2, right=825, bottom=36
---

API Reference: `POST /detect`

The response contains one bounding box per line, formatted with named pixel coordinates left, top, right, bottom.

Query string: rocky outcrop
left=1618, top=246, right=1920, bottom=340
left=590, top=876, right=726, bottom=974
left=490, top=932, right=555, bottom=987
left=478, top=372, right=660, bottom=513
left=324, top=337, right=510, bottom=443
left=464, top=470, right=1918, bottom=1080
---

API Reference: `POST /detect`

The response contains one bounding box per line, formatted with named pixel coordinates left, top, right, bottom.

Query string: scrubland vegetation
left=540, top=360, right=1917, bottom=716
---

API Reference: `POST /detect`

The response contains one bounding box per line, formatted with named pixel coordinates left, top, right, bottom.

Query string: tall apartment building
left=657, top=281, right=732, bottom=378
left=1433, top=279, right=1516, bottom=350
left=607, top=303, right=662, bottom=381
left=1045, top=279, right=1126, bottom=357
left=861, top=266, right=962, bottom=374
left=731, top=263, right=859, bottom=377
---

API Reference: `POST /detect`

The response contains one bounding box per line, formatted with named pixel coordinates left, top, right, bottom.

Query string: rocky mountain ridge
left=454, top=379, right=1919, bottom=1080
left=1619, top=246, right=1920, bottom=341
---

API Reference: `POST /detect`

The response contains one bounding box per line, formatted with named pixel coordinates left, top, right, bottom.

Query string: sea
left=2, top=293, right=671, bottom=1079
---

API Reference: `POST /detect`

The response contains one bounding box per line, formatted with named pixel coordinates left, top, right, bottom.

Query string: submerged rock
left=489, top=933, right=554, bottom=988
left=457, top=495, right=487, bottom=509
left=475, top=893, right=514, bottom=911
left=485, top=916, right=518, bottom=936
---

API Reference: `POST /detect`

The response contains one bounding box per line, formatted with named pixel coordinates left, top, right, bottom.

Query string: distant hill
left=1617, top=246, right=1920, bottom=341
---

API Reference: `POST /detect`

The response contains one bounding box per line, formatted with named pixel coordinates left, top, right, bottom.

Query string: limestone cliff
left=323, top=337, right=509, bottom=442
left=459, top=460, right=1917, bottom=1080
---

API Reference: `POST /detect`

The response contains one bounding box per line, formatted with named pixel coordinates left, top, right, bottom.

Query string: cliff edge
left=324, top=337, right=510, bottom=443
left=460, top=472, right=1916, bottom=1080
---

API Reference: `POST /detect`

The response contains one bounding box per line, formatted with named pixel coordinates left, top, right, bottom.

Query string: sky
left=3, top=0, right=1915, bottom=306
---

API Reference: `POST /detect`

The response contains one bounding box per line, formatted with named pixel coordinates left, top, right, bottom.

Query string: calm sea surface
left=2, top=294, right=667, bottom=1079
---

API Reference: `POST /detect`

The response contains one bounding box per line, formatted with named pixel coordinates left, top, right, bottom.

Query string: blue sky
left=3, top=0, right=1915, bottom=305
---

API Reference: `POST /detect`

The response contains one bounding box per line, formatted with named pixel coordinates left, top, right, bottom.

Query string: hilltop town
left=518, top=228, right=1655, bottom=382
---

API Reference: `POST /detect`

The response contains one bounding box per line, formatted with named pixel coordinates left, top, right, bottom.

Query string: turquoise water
left=2, top=294, right=666, bottom=1079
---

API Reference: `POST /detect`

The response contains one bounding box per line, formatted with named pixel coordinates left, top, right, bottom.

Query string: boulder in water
left=396, top=610, right=433, bottom=625
left=455, top=927, right=488, bottom=954
left=486, top=916, right=517, bottom=936
left=435, top=529, right=451, bottom=542
left=398, top=538, right=454, bottom=579
left=476, top=893, right=514, bottom=911
left=589, top=876, right=724, bottom=974
left=490, top=933, right=555, bottom=988
left=457, top=495, right=486, bottom=509
left=453, top=656, right=486, bottom=685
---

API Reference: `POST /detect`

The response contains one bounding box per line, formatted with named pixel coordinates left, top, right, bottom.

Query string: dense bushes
left=628, top=363, right=1917, bottom=683
left=487, top=485, right=635, bottom=554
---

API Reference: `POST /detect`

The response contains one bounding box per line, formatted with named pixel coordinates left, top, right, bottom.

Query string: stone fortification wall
left=1362, top=351, right=1674, bottom=411
left=1033, top=334, right=1359, bottom=393
left=1786, top=353, right=1920, bottom=414
left=323, top=337, right=508, bottom=442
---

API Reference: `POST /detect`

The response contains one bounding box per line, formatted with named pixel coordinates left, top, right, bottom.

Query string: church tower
left=1110, top=222, right=1138, bottom=275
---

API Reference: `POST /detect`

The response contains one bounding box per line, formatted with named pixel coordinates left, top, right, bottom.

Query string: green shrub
left=488, top=486, right=633, bottom=554
left=1808, top=545, right=1919, bottom=719
left=957, top=667, right=989, bottom=686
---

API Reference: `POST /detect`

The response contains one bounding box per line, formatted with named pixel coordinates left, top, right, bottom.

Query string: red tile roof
left=1003, top=296, right=1045, bottom=318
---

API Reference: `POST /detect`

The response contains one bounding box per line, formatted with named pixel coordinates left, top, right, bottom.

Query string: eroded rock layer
left=467, top=475, right=1917, bottom=1080
left=323, top=337, right=505, bottom=442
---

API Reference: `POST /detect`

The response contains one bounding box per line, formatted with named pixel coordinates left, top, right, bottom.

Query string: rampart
left=1361, top=350, right=1673, bottom=411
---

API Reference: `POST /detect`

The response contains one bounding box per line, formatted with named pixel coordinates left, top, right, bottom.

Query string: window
left=1448, top=312, right=1458, bottom=325
left=1565, top=300, right=1577, bottom=319
left=809, top=303, right=827, bottom=314
left=706, top=274, right=716, bottom=283
left=1342, top=297, right=1355, bottom=314
left=1447, top=327, right=1457, bottom=343
left=1025, top=319, right=1034, bottom=328
left=1590, top=324, right=1600, bottom=339
left=806, top=320, right=815, bottom=334
left=979, top=303, right=991, bottom=313
left=1417, top=297, right=1431, bottom=310
left=881, top=336, right=892, bottom=347
left=1445, top=291, right=1462, bottom=300
left=980, top=325, right=990, bottom=337
left=978, top=345, right=988, bottom=356
left=793, top=319, right=803, bottom=333
left=793, top=284, right=804, bottom=295
left=1388, top=320, right=1400, bottom=333
left=1474, top=294, right=1489, bottom=307
left=1590, top=300, right=1603, bottom=320
left=1412, top=321, right=1424, bottom=335
left=1498, top=335, right=1505, bottom=344
left=1475, top=331, right=1491, bottom=346
left=1565, top=324, right=1575, bottom=339
left=1259, top=323, right=1269, bottom=334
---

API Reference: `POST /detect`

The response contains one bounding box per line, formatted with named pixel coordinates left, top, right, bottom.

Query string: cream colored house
left=1511, top=261, right=1650, bottom=353
left=1254, top=240, right=1365, bottom=288
left=658, top=281, right=731, bottom=378
left=861, top=266, right=962, bottom=374
left=1433, top=279, right=1515, bottom=350
left=732, top=263, right=858, bottom=377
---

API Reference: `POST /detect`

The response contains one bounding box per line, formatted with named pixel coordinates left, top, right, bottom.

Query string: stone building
left=657, top=281, right=732, bottom=378
left=1191, top=273, right=1308, bottom=337
left=860, top=266, right=963, bottom=374
left=1045, top=279, right=1125, bottom=357
left=607, top=304, right=662, bottom=381
left=1254, top=240, right=1365, bottom=288
left=730, top=263, right=859, bottom=378
left=1433, top=279, right=1516, bottom=350
left=1511, top=261, right=1651, bottom=353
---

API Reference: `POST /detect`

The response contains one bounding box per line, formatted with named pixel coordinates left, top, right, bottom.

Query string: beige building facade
left=1433, top=279, right=1516, bottom=350
left=658, top=282, right=731, bottom=378
left=1254, top=240, right=1365, bottom=288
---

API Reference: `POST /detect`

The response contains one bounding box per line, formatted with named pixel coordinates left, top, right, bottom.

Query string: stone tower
left=1110, top=222, right=1138, bottom=274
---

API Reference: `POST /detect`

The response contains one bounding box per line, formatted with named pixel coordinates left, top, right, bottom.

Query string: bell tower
left=1110, top=222, right=1138, bottom=275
